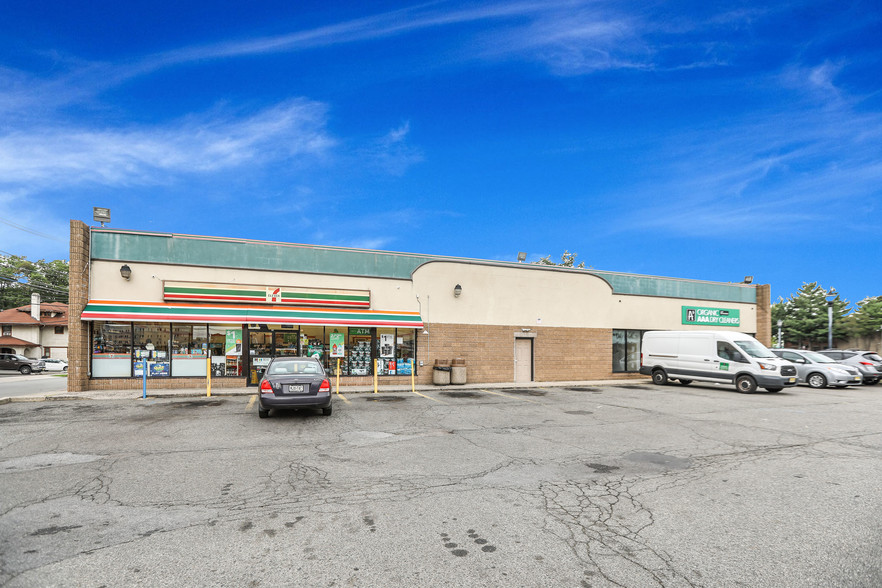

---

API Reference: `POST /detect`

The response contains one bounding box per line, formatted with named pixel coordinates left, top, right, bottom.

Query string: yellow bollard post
left=373, top=359, right=378, bottom=393
left=206, top=353, right=211, bottom=397
left=336, top=358, right=340, bottom=395
left=410, top=358, right=415, bottom=394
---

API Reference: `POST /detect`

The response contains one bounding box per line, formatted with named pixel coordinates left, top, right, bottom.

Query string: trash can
left=451, top=358, right=467, bottom=385
left=433, top=359, right=451, bottom=385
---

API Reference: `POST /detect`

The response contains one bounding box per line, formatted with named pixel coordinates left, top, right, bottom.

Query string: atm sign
left=682, top=306, right=741, bottom=326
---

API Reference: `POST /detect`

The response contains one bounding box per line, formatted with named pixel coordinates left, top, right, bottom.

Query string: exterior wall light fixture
left=120, top=264, right=132, bottom=280
left=743, top=276, right=754, bottom=284
left=454, top=284, right=462, bottom=297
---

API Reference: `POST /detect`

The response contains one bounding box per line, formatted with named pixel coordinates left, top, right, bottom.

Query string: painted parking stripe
left=337, top=392, right=351, bottom=404
left=246, top=395, right=256, bottom=411
left=411, top=390, right=446, bottom=404
left=480, top=389, right=543, bottom=404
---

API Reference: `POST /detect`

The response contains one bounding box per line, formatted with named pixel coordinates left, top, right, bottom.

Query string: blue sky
left=1, top=0, right=880, bottom=306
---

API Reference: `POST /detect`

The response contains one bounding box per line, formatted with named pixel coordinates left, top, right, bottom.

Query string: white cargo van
left=639, top=330, right=798, bottom=393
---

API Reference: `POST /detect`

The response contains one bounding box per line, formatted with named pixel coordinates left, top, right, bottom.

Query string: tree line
left=771, top=283, right=882, bottom=349
left=0, top=255, right=69, bottom=309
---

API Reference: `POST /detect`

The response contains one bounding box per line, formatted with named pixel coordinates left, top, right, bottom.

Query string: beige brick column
left=68, top=221, right=90, bottom=392
left=755, top=284, right=771, bottom=346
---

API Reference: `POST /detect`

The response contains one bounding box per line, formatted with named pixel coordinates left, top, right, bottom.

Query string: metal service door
left=515, top=338, right=533, bottom=382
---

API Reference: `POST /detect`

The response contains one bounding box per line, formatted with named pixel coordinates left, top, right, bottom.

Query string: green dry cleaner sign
left=682, top=306, right=740, bottom=326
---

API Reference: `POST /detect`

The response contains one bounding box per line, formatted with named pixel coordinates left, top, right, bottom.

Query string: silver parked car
left=817, top=350, right=882, bottom=385
left=771, top=349, right=862, bottom=388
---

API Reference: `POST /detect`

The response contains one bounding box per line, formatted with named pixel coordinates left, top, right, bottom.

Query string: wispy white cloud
left=354, top=121, right=424, bottom=176
left=605, top=98, right=882, bottom=238
left=0, top=99, right=334, bottom=189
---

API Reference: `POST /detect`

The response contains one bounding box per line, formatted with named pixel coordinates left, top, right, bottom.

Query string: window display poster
left=150, top=362, right=170, bottom=377
left=134, top=360, right=146, bottom=376
left=330, top=332, right=345, bottom=358
left=225, top=329, right=242, bottom=355
left=396, top=359, right=412, bottom=375
left=379, top=334, right=394, bottom=358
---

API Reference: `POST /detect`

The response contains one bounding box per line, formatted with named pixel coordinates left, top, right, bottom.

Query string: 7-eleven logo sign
left=266, top=287, right=283, bottom=303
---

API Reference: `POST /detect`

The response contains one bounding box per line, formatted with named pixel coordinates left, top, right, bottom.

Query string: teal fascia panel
left=91, top=230, right=755, bottom=303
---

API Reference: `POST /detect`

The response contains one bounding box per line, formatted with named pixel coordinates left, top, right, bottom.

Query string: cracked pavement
left=1, top=383, right=881, bottom=587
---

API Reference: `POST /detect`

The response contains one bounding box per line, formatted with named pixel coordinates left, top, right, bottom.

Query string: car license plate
left=788, top=377, right=796, bottom=383
left=288, top=384, right=305, bottom=394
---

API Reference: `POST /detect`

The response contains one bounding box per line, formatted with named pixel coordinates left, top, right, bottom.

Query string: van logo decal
left=719, top=362, right=730, bottom=371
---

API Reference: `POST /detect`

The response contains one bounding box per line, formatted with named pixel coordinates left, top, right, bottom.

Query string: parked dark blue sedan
left=258, top=357, right=332, bottom=418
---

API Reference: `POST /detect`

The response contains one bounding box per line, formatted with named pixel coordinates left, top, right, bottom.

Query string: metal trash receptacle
left=451, top=358, right=467, bottom=385
left=433, top=359, right=451, bottom=385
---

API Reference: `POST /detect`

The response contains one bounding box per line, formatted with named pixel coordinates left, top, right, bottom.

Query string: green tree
left=844, top=296, right=882, bottom=338
left=533, top=250, right=586, bottom=268
left=773, top=282, right=849, bottom=349
left=0, top=255, right=69, bottom=309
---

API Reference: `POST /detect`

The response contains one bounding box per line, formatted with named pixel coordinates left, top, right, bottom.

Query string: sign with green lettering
left=682, top=306, right=740, bottom=326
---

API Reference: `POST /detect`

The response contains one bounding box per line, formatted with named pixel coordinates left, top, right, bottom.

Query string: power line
left=0, top=217, right=65, bottom=242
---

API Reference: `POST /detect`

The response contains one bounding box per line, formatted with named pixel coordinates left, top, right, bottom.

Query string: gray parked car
left=257, top=356, right=332, bottom=418
left=771, top=349, right=862, bottom=388
left=817, top=350, right=882, bottom=385
left=0, top=353, right=45, bottom=374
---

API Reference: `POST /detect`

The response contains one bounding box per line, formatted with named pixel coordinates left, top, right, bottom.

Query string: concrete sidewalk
left=0, top=378, right=651, bottom=403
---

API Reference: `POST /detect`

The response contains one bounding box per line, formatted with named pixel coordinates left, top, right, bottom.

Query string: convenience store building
left=67, top=221, right=771, bottom=392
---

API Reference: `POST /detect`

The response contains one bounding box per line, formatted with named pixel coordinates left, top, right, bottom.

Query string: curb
left=0, top=379, right=652, bottom=404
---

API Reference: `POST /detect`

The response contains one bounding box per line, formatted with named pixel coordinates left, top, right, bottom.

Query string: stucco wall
left=412, top=261, right=758, bottom=333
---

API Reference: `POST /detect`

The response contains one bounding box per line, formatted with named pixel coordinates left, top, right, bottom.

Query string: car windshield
left=268, top=360, right=322, bottom=375
left=734, top=340, right=776, bottom=359
left=803, top=351, right=836, bottom=364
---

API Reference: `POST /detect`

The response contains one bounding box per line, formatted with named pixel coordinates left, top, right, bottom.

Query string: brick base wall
left=71, top=321, right=643, bottom=392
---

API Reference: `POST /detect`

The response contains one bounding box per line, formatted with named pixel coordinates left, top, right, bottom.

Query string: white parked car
left=41, top=358, right=68, bottom=372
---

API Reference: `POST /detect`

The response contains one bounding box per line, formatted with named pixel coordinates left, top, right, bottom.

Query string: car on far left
left=0, top=353, right=45, bottom=374
left=41, top=358, right=68, bottom=372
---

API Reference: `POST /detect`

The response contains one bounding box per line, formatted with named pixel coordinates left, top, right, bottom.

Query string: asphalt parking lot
left=1, top=382, right=881, bottom=587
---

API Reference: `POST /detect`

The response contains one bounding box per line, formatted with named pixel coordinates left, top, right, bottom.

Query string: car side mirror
left=794, top=358, right=806, bottom=364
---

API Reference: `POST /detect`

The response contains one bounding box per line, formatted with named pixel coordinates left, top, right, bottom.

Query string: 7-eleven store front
left=81, top=296, right=423, bottom=387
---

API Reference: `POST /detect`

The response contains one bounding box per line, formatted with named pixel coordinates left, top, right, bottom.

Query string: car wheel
left=321, top=405, right=332, bottom=416
left=677, top=379, right=692, bottom=385
left=258, top=407, right=270, bottom=419
left=63, top=366, right=68, bottom=372
left=651, top=369, right=668, bottom=385
left=807, top=373, right=827, bottom=389
left=765, top=387, right=783, bottom=393
left=19, top=365, right=32, bottom=375
left=735, top=375, right=757, bottom=393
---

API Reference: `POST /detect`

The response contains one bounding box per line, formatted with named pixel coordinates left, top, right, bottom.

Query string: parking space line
left=480, top=389, right=543, bottom=404
left=246, top=395, right=256, bottom=411
left=337, top=392, right=351, bottom=404
left=411, top=390, right=446, bottom=404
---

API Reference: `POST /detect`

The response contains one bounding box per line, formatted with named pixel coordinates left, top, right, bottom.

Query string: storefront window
left=301, top=326, right=325, bottom=362
left=326, top=328, right=345, bottom=375
left=376, top=328, right=396, bottom=375
left=396, top=330, right=415, bottom=375
left=248, top=326, right=273, bottom=384
left=92, top=321, right=132, bottom=377
left=626, top=330, right=641, bottom=372
left=209, top=326, right=242, bottom=377
left=347, top=327, right=372, bottom=376
left=133, top=322, right=170, bottom=378
left=612, top=329, right=645, bottom=373
left=274, top=328, right=300, bottom=356
left=172, top=324, right=208, bottom=377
